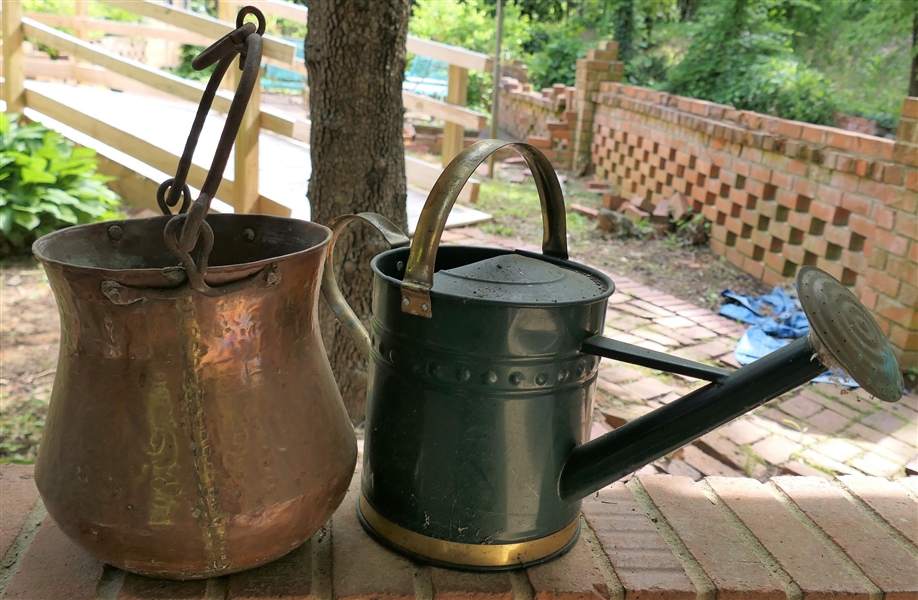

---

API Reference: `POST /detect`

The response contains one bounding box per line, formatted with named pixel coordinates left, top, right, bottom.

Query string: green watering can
left=322, top=140, right=904, bottom=570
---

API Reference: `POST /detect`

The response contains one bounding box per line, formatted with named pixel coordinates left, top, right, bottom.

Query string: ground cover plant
left=0, top=114, right=121, bottom=257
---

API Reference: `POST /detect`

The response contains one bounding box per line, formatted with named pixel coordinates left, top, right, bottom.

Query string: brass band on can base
left=357, top=495, right=581, bottom=570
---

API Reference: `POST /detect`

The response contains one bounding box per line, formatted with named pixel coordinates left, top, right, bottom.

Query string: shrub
left=0, top=114, right=121, bottom=257
left=526, top=23, right=592, bottom=90
left=665, top=0, right=837, bottom=125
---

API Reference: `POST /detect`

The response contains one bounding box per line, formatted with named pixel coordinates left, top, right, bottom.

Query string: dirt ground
left=0, top=260, right=59, bottom=460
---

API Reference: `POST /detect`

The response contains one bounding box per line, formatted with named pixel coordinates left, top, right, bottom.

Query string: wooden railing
left=1, top=0, right=490, bottom=211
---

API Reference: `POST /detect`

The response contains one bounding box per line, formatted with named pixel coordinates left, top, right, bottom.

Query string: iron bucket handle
left=158, top=6, right=265, bottom=295
left=400, top=140, right=569, bottom=318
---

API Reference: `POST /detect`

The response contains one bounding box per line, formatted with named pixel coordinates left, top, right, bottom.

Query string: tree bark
left=306, top=0, right=409, bottom=424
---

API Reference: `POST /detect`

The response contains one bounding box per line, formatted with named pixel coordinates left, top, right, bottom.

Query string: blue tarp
left=719, top=287, right=857, bottom=387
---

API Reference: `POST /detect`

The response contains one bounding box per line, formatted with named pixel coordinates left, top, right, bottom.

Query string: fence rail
left=1, top=0, right=488, bottom=212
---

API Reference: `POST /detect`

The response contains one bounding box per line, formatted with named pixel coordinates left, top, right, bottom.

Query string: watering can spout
left=560, top=266, right=904, bottom=502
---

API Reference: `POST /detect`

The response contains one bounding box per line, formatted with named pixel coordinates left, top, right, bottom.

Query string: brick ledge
left=1, top=464, right=916, bottom=599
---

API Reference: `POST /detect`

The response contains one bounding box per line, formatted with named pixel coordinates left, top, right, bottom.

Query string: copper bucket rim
left=32, top=213, right=333, bottom=278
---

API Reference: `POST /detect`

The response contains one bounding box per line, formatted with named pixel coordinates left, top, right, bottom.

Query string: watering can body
left=322, top=140, right=905, bottom=570
left=360, top=246, right=613, bottom=563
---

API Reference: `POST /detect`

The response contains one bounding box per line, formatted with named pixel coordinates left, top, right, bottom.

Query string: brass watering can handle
left=321, top=213, right=411, bottom=358
left=159, top=7, right=265, bottom=294
left=401, top=140, right=568, bottom=318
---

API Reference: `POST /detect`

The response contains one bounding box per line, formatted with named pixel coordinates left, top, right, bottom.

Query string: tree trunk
left=306, top=0, right=409, bottom=424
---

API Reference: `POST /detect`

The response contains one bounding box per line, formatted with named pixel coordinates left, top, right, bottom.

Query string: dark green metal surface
left=362, top=246, right=613, bottom=545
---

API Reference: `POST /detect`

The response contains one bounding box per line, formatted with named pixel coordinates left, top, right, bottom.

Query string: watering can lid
left=431, top=253, right=610, bottom=304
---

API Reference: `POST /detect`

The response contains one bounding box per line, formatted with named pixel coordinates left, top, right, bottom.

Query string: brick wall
left=498, top=42, right=624, bottom=171
left=589, top=84, right=917, bottom=368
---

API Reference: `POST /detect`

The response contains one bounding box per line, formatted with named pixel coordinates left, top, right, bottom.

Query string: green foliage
left=526, top=21, right=592, bottom=89
left=672, top=209, right=710, bottom=246
left=0, top=114, right=121, bottom=256
left=793, top=0, right=914, bottom=124
left=89, top=2, right=143, bottom=23
left=0, top=395, right=47, bottom=460
left=410, top=0, right=532, bottom=115
left=168, top=44, right=215, bottom=82
left=665, top=0, right=837, bottom=124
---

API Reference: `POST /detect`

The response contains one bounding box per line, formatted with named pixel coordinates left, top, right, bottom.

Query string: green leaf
left=21, top=168, right=57, bottom=184
left=41, top=188, right=81, bottom=206
left=12, top=209, right=41, bottom=231
left=70, top=147, right=97, bottom=160
left=0, top=208, right=12, bottom=234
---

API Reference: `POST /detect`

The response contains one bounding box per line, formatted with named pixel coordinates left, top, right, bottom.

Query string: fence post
left=216, top=0, right=237, bottom=91
left=216, top=0, right=259, bottom=213
left=234, top=66, right=261, bottom=213
left=441, top=64, right=468, bottom=166
left=1, top=0, right=26, bottom=113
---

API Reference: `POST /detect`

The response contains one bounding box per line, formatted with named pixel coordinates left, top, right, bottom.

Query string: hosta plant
left=1, top=113, right=121, bottom=256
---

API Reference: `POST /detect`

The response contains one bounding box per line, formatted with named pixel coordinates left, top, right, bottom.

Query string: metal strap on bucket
left=157, top=7, right=266, bottom=294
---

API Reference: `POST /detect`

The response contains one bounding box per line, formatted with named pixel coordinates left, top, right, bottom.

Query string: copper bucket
left=31, top=9, right=356, bottom=579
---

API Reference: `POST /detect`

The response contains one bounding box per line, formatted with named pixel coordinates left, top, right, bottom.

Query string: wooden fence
left=0, top=0, right=490, bottom=214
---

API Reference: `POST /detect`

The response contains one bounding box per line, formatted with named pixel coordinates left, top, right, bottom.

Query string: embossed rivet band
left=358, top=494, right=579, bottom=568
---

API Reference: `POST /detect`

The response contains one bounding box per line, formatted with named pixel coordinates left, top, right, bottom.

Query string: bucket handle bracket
left=101, top=263, right=281, bottom=305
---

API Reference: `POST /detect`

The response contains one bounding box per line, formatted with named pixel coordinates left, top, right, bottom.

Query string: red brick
left=582, top=484, right=696, bottom=600
left=637, top=476, right=785, bottom=600
left=837, top=475, right=918, bottom=547
left=706, top=478, right=872, bottom=598
left=719, top=419, right=770, bottom=446
left=4, top=516, right=105, bottom=600
left=226, top=542, right=311, bottom=599
left=866, top=270, right=901, bottom=298
left=826, top=131, right=856, bottom=151
left=773, top=477, right=918, bottom=599
left=895, top=212, right=918, bottom=240
left=332, top=485, right=415, bottom=599
left=679, top=446, right=744, bottom=477
left=805, top=408, right=851, bottom=434
left=841, top=192, right=874, bottom=216
left=526, top=533, right=608, bottom=600
left=121, top=575, right=208, bottom=599
left=430, top=568, right=513, bottom=599
left=0, top=464, right=40, bottom=561
left=750, top=435, right=804, bottom=465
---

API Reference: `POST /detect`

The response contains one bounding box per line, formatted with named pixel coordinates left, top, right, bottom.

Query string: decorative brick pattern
left=500, top=70, right=917, bottom=366
left=587, top=84, right=917, bottom=367
left=2, top=466, right=915, bottom=599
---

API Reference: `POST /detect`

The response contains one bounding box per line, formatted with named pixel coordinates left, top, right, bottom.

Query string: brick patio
left=2, top=464, right=916, bottom=599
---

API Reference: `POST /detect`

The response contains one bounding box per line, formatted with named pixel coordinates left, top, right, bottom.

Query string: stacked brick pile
left=572, top=42, right=625, bottom=171
left=590, top=84, right=917, bottom=368
left=498, top=41, right=624, bottom=171
left=498, top=78, right=577, bottom=166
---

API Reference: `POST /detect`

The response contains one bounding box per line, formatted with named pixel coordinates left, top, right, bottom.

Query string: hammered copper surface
left=32, top=215, right=357, bottom=579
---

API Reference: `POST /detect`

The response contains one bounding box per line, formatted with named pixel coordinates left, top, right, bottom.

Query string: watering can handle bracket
left=401, top=140, right=569, bottom=319
left=321, top=213, right=411, bottom=359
